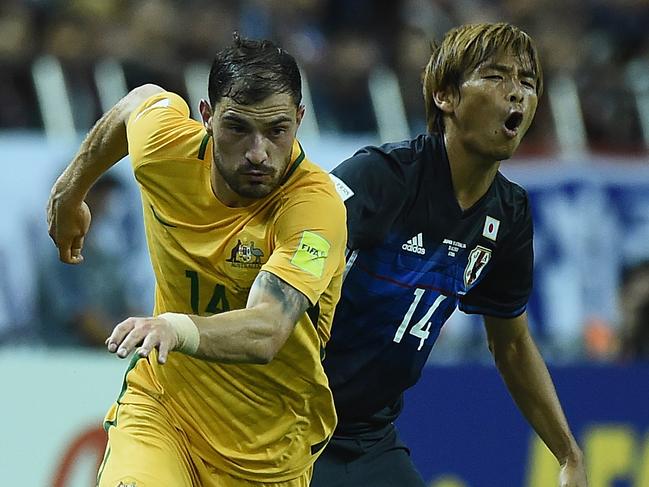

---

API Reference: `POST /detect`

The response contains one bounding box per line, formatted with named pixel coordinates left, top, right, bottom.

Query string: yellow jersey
left=104, top=92, right=346, bottom=481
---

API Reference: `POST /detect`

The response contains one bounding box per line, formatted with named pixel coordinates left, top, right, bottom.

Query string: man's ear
left=296, top=104, right=305, bottom=127
left=433, top=87, right=458, bottom=115
left=199, top=99, right=213, bottom=135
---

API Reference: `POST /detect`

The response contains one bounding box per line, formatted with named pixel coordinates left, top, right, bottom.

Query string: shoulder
left=128, top=91, right=191, bottom=127
left=334, top=134, right=431, bottom=178
left=272, top=159, right=347, bottom=248
left=281, top=157, right=346, bottom=215
left=127, top=91, right=205, bottom=166
left=127, top=90, right=201, bottom=143
left=331, top=134, right=434, bottom=202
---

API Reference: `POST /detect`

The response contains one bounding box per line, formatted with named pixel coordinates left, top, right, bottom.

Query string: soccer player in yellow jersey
left=46, top=35, right=346, bottom=487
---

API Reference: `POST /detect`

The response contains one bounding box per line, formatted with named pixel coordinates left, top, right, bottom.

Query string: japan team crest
left=464, top=245, right=492, bottom=288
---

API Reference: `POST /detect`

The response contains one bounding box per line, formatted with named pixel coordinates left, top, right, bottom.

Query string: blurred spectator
left=0, top=157, right=42, bottom=345
left=177, top=1, right=237, bottom=62
left=391, top=26, right=429, bottom=135
left=0, top=248, right=38, bottom=345
left=618, top=260, right=649, bottom=360
left=40, top=8, right=103, bottom=130
left=310, top=31, right=380, bottom=133
left=0, top=1, right=40, bottom=128
left=35, top=174, right=147, bottom=348
left=120, top=0, right=186, bottom=95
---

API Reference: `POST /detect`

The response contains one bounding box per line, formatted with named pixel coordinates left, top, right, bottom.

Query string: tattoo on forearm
left=253, top=271, right=309, bottom=321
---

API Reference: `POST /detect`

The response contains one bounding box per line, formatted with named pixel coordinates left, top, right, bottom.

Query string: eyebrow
left=481, top=63, right=536, bottom=80
left=222, top=113, right=293, bottom=126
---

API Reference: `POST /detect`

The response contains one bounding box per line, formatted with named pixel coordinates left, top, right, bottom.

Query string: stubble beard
left=212, top=152, right=282, bottom=200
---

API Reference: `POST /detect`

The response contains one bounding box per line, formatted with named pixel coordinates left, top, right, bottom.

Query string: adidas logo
left=402, top=233, right=426, bottom=255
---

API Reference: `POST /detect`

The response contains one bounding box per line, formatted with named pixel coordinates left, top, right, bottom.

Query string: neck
left=442, top=131, right=500, bottom=211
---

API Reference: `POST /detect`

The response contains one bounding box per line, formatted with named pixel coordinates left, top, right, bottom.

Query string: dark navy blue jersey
left=325, top=133, right=533, bottom=434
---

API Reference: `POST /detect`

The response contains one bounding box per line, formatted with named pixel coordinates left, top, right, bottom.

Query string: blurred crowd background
left=1, top=0, right=649, bottom=363
left=2, top=0, right=649, bottom=151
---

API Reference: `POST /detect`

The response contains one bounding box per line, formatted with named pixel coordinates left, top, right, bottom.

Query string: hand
left=559, top=455, right=588, bottom=487
left=106, top=316, right=179, bottom=364
left=47, top=194, right=91, bottom=264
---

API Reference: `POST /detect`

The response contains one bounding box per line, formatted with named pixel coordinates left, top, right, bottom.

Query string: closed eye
left=269, top=126, right=289, bottom=138
left=227, top=124, right=247, bottom=134
left=272, top=127, right=287, bottom=135
left=484, top=75, right=503, bottom=81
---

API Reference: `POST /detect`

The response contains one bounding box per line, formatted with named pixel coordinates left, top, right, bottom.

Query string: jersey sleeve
left=126, top=91, right=192, bottom=169
left=261, top=186, right=347, bottom=306
left=330, top=147, right=409, bottom=249
left=459, top=196, right=534, bottom=318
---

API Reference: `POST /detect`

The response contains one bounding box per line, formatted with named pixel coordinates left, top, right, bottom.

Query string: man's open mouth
left=504, top=111, right=523, bottom=132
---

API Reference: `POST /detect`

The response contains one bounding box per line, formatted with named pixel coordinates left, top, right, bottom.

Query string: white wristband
left=158, top=312, right=200, bottom=355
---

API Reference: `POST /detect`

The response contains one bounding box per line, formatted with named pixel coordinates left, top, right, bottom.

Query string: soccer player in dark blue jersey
left=312, top=23, right=588, bottom=487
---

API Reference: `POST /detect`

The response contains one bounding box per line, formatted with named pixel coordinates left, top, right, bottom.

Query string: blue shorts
left=311, top=424, right=425, bottom=487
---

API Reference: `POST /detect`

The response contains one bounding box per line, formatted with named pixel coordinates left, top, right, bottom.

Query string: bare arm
left=191, top=270, right=309, bottom=363
left=47, top=84, right=164, bottom=264
left=106, top=271, right=310, bottom=364
left=484, top=313, right=588, bottom=487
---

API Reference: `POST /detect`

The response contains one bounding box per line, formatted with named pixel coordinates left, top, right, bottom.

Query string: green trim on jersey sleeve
left=150, top=205, right=177, bottom=228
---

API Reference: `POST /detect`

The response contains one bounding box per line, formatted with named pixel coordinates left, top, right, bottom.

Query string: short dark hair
left=208, top=33, right=302, bottom=108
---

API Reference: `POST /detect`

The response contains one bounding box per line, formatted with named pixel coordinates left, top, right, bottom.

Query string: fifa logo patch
left=226, top=238, right=265, bottom=269
left=464, top=245, right=492, bottom=288
left=291, top=231, right=330, bottom=277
